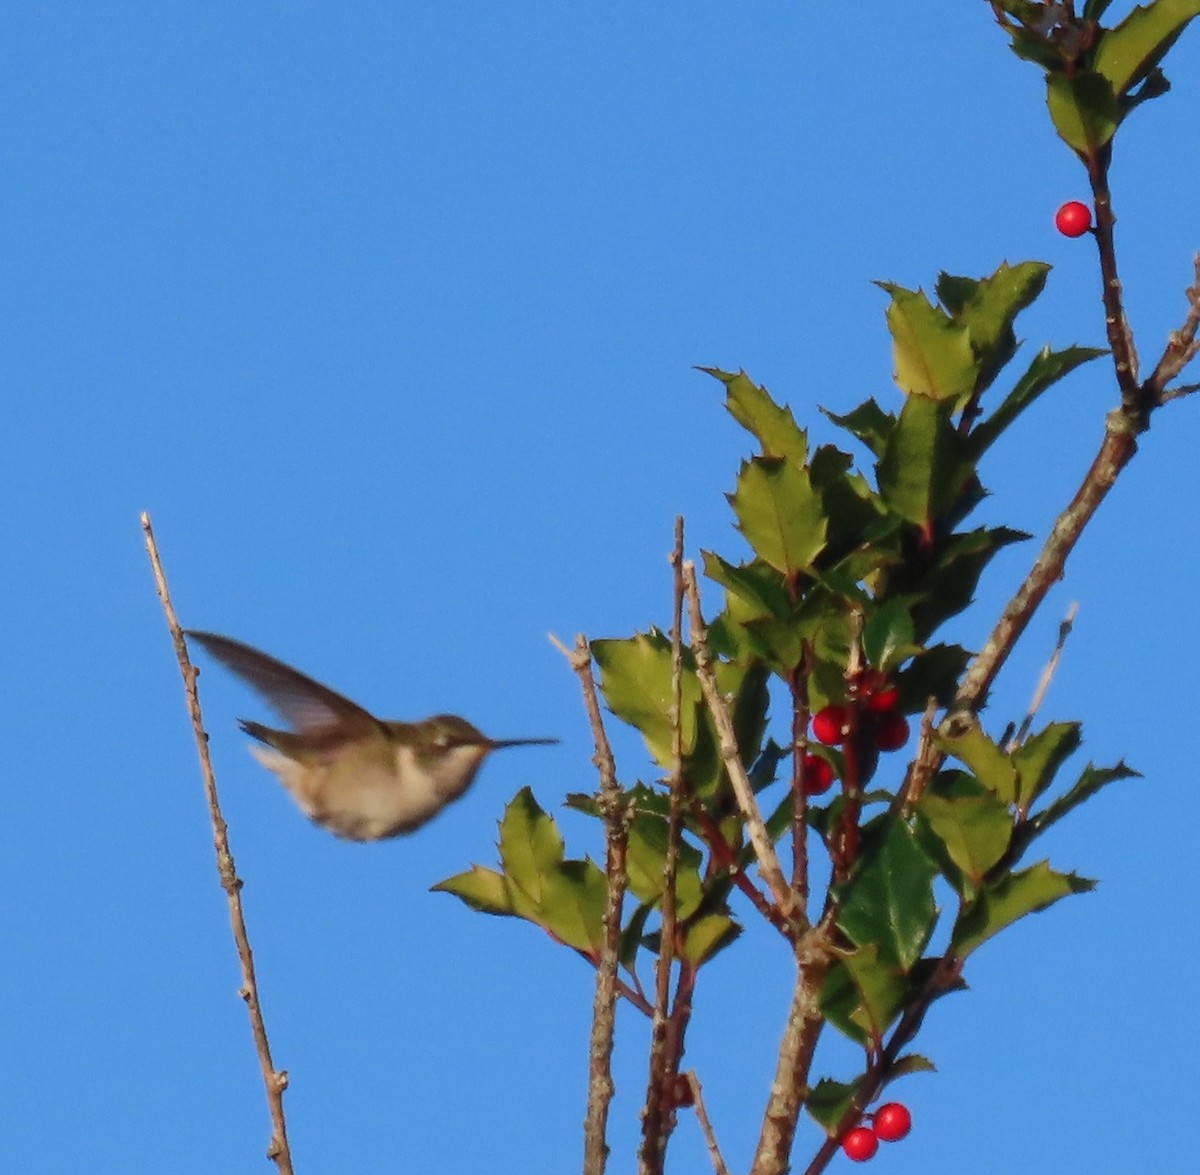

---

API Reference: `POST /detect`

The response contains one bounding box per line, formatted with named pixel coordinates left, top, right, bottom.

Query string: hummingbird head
left=411, top=714, right=559, bottom=755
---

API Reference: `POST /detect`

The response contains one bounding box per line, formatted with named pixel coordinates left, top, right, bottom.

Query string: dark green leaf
left=908, top=527, right=1028, bottom=640
left=878, top=396, right=950, bottom=523
left=951, top=861, right=1094, bottom=956
left=619, top=900, right=655, bottom=970
left=703, top=552, right=792, bottom=620
left=703, top=367, right=809, bottom=464
left=836, top=821, right=937, bottom=971
left=806, top=1077, right=861, bottom=1133
left=863, top=598, right=918, bottom=671
left=896, top=643, right=971, bottom=709
left=1046, top=70, right=1120, bottom=153
left=917, top=773, right=1013, bottom=889
left=824, top=398, right=896, bottom=459
left=939, top=262, right=1050, bottom=398
left=970, top=345, right=1106, bottom=457
left=837, top=944, right=908, bottom=1042
left=890, top=1053, right=937, bottom=1079
left=1030, top=760, right=1140, bottom=839
left=730, top=457, right=827, bottom=575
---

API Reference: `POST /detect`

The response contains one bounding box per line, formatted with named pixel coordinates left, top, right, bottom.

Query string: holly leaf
left=877, top=395, right=972, bottom=528
left=1012, top=721, right=1082, bottom=810
left=1046, top=71, right=1121, bottom=154
left=1093, top=0, right=1200, bottom=100
left=806, top=1077, right=862, bottom=1134
left=878, top=282, right=978, bottom=402
left=593, top=629, right=701, bottom=768
left=951, top=860, right=1094, bottom=956
left=704, top=367, right=809, bottom=464
left=836, top=821, right=937, bottom=971
left=917, top=772, right=1013, bottom=891
left=730, top=456, right=827, bottom=575
left=499, top=787, right=567, bottom=916
left=431, top=864, right=514, bottom=916
left=970, top=345, right=1107, bottom=457
left=937, top=717, right=1018, bottom=804
left=824, top=398, right=896, bottom=459
left=1028, top=760, right=1141, bottom=840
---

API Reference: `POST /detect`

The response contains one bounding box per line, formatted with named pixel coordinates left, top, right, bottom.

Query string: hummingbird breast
left=250, top=739, right=491, bottom=841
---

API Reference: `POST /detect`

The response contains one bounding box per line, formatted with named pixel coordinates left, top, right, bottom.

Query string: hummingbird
left=186, top=630, right=557, bottom=841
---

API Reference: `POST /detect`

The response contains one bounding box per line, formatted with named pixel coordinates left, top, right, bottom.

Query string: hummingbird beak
left=489, top=737, right=559, bottom=749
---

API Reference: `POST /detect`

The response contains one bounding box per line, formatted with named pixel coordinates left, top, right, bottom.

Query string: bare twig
left=682, top=562, right=799, bottom=926
left=1146, top=255, right=1200, bottom=395
left=640, top=518, right=688, bottom=1173
left=788, top=644, right=814, bottom=904
left=750, top=932, right=831, bottom=1175
left=140, top=513, right=294, bottom=1175
left=1007, top=601, right=1079, bottom=750
left=550, top=631, right=628, bottom=1175
left=684, top=1072, right=732, bottom=1175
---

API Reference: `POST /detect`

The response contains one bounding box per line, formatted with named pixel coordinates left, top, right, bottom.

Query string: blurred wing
left=186, top=630, right=383, bottom=736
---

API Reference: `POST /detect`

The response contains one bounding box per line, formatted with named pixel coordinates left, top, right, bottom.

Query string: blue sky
left=2, top=4, right=1198, bottom=1172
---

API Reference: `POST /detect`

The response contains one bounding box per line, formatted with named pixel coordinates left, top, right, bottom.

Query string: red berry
left=865, top=685, right=900, bottom=714
left=841, top=1126, right=879, bottom=1162
left=873, top=1102, right=912, bottom=1142
left=802, top=756, right=835, bottom=796
left=812, top=705, right=848, bottom=745
left=1055, top=200, right=1092, bottom=237
left=875, top=711, right=910, bottom=752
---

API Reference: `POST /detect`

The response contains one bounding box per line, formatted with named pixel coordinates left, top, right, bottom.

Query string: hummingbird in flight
left=186, top=631, right=557, bottom=841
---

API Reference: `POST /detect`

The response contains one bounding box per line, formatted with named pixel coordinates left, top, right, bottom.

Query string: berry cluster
left=809, top=670, right=910, bottom=779
left=841, top=1102, right=912, bottom=1163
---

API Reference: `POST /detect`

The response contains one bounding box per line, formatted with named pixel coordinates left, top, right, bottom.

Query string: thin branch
left=684, top=1072, right=732, bottom=1175
left=1007, top=601, right=1078, bottom=750
left=682, top=561, right=800, bottom=927
left=789, top=644, right=814, bottom=905
left=550, top=632, right=628, bottom=1175
left=640, top=518, right=688, bottom=1173
left=140, top=513, right=294, bottom=1175
left=749, top=932, right=831, bottom=1175
left=1086, top=152, right=1142, bottom=407
left=1146, top=254, right=1200, bottom=396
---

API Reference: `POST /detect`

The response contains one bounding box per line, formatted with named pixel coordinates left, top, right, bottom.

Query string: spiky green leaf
left=1030, top=760, right=1141, bottom=838
left=1046, top=71, right=1120, bottom=153
left=951, top=861, right=1094, bottom=956
left=879, top=283, right=978, bottom=402
left=431, top=864, right=515, bottom=916
left=1093, top=1, right=1200, bottom=99
left=917, top=772, right=1013, bottom=890
left=837, top=821, right=937, bottom=971
left=704, top=367, right=809, bottom=464
left=730, top=456, right=827, bottom=575
left=1012, top=721, right=1082, bottom=810
left=937, top=717, right=1018, bottom=804
left=971, top=344, right=1106, bottom=457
